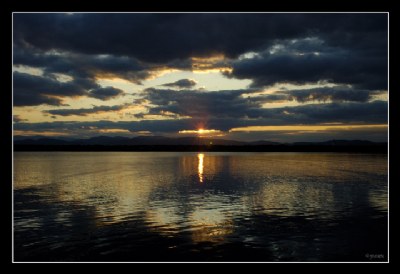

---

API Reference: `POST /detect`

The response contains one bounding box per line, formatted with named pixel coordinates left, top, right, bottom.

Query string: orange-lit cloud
left=97, top=128, right=131, bottom=133
left=191, top=55, right=232, bottom=73
left=13, top=130, right=70, bottom=136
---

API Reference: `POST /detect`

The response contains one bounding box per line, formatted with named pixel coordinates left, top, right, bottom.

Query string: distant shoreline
left=13, top=144, right=388, bottom=153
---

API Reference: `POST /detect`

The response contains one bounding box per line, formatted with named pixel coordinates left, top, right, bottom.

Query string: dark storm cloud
left=142, top=88, right=263, bottom=119
left=14, top=47, right=153, bottom=84
left=228, top=42, right=387, bottom=90
left=44, top=104, right=128, bottom=116
left=88, top=87, right=125, bottom=100
left=272, top=100, right=388, bottom=125
left=13, top=71, right=86, bottom=96
left=13, top=13, right=387, bottom=107
left=70, top=54, right=153, bottom=83
left=13, top=71, right=87, bottom=106
left=264, top=86, right=386, bottom=103
left=135, top=88, right=387, bottom=126
left=14, top=91, right=63, bottom=106
left=14, top=13, right=387, bottom=63
left=162, top=79, right=197, bottom=89
left=13, top=71, right=126, bottom=106
left=286, top=87, right=385, bottom=103
left=13, top=45, right=167, bottom=106
left=253, top=94, right=288, bottom=103
left=12, top=13, right=293, bottom=62
left=202, top=100, right=388, bottom=129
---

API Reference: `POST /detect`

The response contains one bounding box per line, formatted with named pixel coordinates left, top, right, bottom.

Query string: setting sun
left=178, top=129, right=222, bottom=135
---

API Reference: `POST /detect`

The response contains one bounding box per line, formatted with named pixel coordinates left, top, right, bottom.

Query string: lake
left=13, top=152, right=388, bottom=262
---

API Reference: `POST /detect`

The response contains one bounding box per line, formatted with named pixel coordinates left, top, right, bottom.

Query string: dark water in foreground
left=14, top=152, right=388, bottom=262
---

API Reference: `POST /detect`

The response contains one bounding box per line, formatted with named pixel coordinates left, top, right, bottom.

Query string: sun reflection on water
left=198, top=153, right=204, bottom=183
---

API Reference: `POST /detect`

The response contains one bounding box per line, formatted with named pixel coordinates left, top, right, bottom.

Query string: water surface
left=14, top=152, right=388, bottom=262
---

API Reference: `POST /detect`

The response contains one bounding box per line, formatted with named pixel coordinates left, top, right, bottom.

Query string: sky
left=12, top=13, right=388, bottom=142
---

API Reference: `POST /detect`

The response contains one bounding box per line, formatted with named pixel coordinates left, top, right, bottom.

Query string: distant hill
left=13, top=136, right=386, bottom=148
left=65, top=136, right=248, bottom=146
left=14, top=136, right=251, bottom=146
left=14, top=138, right=70, bottom=145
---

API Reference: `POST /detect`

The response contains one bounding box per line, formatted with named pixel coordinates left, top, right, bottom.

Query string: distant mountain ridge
left=13, top=136, right=386, bottom=146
